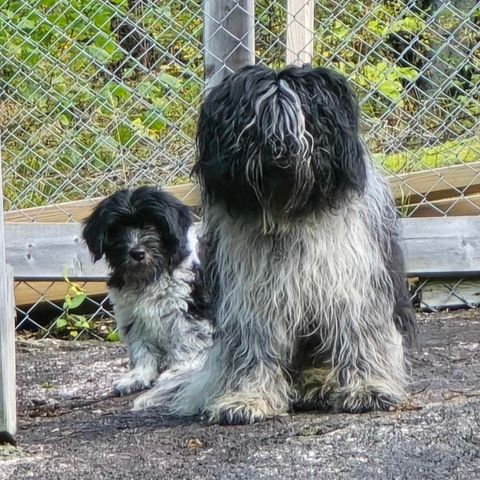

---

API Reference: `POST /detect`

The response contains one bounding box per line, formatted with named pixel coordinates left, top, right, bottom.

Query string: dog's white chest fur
left=109, top=267, right=194, bottom=349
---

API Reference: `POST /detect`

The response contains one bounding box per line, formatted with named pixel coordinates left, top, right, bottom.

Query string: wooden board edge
left=14, top=281, right=108, bottom=307
left=389, top=161, right=480, bottom=200
left=4, top=183, right=201, bottom=223
left=0, top=265, right=16, bottom=444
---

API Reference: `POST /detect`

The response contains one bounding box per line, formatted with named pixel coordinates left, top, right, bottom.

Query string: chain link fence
left=1, top=0, right=479, bottom=338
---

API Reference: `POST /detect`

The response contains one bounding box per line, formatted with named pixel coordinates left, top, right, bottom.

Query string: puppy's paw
left=112, top=370, right=156, bottom=397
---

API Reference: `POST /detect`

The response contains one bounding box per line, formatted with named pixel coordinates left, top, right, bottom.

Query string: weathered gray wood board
left=419, top=279, right=480, bottom=310
left=4, top=217, right=480, bottom=281
left=0, top=265, right=16, bottom=444
left=401, top=217, right=480, bottom=277
left=1, top=141, right=16, bottom=443
left=5, top=223, right=108, bottom=281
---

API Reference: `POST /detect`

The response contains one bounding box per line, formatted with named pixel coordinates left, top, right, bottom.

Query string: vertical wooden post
left=0, top=145, right=16, bottom=444
left=286, top=0, right=315, bottom=66
left=204, top=0, right=255, bottom=90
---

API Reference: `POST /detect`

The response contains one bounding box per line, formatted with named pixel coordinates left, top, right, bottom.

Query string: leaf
left=116, top=123, right=134, bottom=146
left=56, top=317, right=69, bottom=330
left=100, top=83, right=132, bottom=107
left=87, top=45, right=112, bottom=65
left=378, top=79, right=402, bottom=101
left=106, top=331, right=120, bottom=342
left=142, top=108, right=166, bottom=132
left=137, top=81, right=155, bottom=99
left=366, top=19, right=386, bottom=37
left=71, top=315, right=90, bottom=329
left=132, top=117, right=144, bottom=129
left=69, top=283, right=86, bottom=296
left=397, top=67, right=418, bottom=81
left=63, top=296, right=72, bottom=310
left=39, top=0, right=57, bottom=7
left=68, top=292, right=87, bottom=310
left=69, top=330, right=79, bottom=338
left=17, top=19, right=36, bottom=31
left=157, top=72, right=182, bottom=91
left=59, top=114, right=71, bottom=127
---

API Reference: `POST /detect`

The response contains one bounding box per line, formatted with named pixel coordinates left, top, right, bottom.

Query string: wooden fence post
left=0, top=144, right=16, bottom=445
left=204, top=0, right=255, bottom=90
left=286, top=0, right=315, bottom=65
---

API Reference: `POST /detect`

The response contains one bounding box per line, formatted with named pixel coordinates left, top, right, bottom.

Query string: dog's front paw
left=113, top=370, right=156, bottom=397
left=329, top=381, right=404, bottom=414
left=207, top=393, right=286, bottom=425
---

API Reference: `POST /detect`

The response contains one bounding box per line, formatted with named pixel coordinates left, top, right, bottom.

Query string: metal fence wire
left=1, top=0, right=480, bottom=337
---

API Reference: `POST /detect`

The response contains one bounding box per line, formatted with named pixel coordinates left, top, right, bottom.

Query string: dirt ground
left=1, top=312, right=479, bottom=479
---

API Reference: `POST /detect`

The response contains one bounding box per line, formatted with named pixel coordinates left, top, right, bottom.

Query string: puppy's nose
left=129, top=248, right=146, bottom=261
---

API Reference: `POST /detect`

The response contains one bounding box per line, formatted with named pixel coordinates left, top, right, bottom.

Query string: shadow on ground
left=1, top=312, right=479, bottom=479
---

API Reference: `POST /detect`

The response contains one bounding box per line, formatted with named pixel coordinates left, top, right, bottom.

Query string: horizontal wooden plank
left=5, top=217, right=480, bottom=282
left=389, top=161, right=480, bottom=200
left=400, top=217, right=480, bottom=277
left=4, top=183, right=201, bottom=223
left=5, top=223, right=108, bottom=281
left=14, top=281, right=107, bottom=307
left=418, top=279, right=480, bottom=310
left=406, top=193, right=480, bottom=217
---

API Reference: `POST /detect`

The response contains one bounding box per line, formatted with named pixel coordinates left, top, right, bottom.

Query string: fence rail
left=1, top=0, right=480, bottom=338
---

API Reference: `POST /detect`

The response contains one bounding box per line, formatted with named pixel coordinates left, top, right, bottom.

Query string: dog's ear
left=155, top=206, right=191, bottom=266
left=82, top=190, right=130, bottom=262
left=134, top=187, right=193, bottom=267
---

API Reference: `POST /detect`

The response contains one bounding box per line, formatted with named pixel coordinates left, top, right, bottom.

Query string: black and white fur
left=133, top=65, right=417, bottom=423
left=82, top=186, right=211, bottom=396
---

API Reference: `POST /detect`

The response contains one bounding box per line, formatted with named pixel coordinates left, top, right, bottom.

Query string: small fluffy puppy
left=82, top=186, right=211, bottom=396
left=134, top=64, right=417, bottom=424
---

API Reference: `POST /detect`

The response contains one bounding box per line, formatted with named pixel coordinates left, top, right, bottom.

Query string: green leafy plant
left=51, top=276, right=120, bottom=341
left=54, top=276, right=90, bottom=338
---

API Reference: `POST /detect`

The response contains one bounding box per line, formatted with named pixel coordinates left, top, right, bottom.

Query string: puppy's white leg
left=113, top=341, right=161, bottom=396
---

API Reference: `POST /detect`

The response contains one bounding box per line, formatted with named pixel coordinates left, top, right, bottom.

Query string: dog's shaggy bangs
left=194, top=65, right=367, bottom=220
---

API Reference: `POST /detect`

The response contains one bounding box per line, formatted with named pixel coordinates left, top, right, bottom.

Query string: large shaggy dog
left=82, top=186, right=211, bottom=396
left=134, top=65, right=416, bottom=424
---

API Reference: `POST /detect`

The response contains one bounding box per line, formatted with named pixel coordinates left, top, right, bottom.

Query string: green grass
left=377, top=137, right=480, bottom=174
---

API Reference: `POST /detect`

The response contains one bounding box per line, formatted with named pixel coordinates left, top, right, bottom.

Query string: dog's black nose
left=129, top=249, right=146, bottom=261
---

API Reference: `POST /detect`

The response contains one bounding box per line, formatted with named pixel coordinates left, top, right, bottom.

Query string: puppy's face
left=82, top=187, right=193, bottom=288
left=103, top=222, right=167, bottom=280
